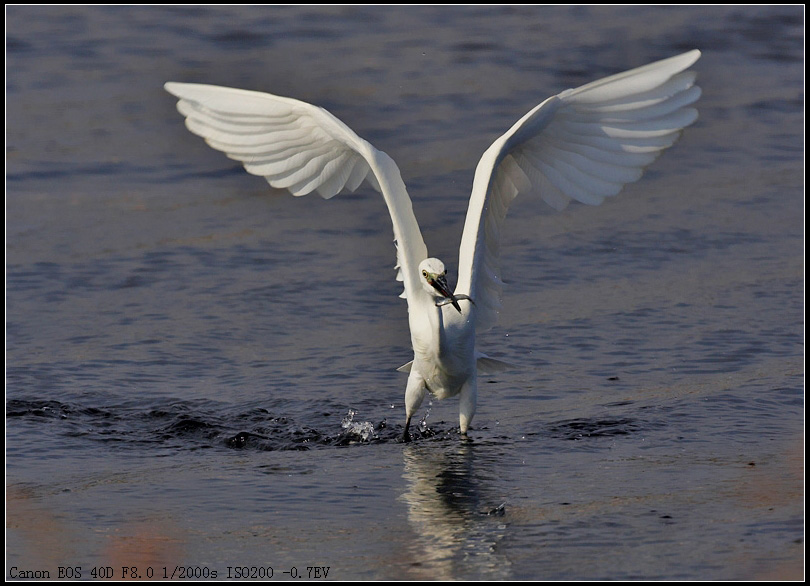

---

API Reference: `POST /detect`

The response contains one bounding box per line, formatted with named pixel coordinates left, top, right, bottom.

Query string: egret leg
left=403, top=368, right=427, bottom=442
left=403, top=416, right=412, bottom=443
left=458, top=376, right=478, bottom=436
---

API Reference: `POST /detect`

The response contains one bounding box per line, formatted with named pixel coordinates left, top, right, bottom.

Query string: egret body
left=165, top=50, right=702, bottom=440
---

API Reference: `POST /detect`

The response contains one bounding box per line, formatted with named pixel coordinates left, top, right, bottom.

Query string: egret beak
left=430, top=273, right=462, bottom=313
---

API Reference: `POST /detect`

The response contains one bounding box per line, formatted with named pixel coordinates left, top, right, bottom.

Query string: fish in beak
left=429, top=272, right=462, bottom=313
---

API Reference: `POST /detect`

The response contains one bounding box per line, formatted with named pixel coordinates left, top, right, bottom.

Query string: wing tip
left=647, top=48, right=702, bottom=72
left=164, top=81, right=187, bottom=97
left=666, top=49, right=701, bottom=76
left=683, top=48, right=702, bottom=65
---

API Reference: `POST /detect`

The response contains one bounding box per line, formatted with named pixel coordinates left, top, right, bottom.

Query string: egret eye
left=443, top=270, right=447, bottom=276
left=422, top=270, right=428, bottom=278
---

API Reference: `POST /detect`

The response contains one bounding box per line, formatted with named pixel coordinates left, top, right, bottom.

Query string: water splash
left=341, top=409, right=376, bottom=441
left=418, top=403, right=432, bottom=433
left=7, top=398, right=459, bottom=451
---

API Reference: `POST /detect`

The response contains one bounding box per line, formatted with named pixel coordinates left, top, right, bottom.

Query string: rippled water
left=7, top=5, right=804, bottom=580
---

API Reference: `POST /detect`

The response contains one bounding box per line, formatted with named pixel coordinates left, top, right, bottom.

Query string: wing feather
left=165, top=82, right=427, bottom=300
left=455, top=50, right=701, bottom=331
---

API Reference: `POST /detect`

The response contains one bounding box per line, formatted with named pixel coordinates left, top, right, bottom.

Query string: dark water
left=6, top=5, right=804, bottom=581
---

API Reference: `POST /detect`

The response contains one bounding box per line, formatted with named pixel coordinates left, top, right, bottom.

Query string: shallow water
left=6, top=5, right=804, bottom=581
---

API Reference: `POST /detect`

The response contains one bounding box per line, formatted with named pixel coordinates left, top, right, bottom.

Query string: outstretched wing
left=164, top=82, right=428, bottom=301
left=455, top=50, right=702, bottom=331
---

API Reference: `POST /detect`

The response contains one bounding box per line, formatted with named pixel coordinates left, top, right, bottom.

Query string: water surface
left=7, top=5, right=804, bottom=580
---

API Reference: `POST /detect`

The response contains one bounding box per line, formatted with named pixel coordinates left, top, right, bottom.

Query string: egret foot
left=402, top=417, right=412, bottom=443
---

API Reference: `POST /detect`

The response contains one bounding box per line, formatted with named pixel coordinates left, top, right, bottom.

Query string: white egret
left=165, top=50, right=701, bottom=441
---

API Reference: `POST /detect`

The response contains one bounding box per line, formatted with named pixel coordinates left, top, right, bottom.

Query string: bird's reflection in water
left=400, top=440, right=511, bottom=580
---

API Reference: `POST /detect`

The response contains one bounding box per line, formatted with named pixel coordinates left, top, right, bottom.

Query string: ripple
left=6, top=398, right=467, bottom=452
left=544, top=416, right=646, bottom=440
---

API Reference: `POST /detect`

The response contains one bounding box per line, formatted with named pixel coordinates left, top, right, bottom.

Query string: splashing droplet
left=341, top=409, right=375, bottom=441
left=341, top=409, right=357, bottom=428
left=418, top=407, right=431, bottom=433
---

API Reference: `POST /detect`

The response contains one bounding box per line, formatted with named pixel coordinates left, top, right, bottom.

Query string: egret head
left=419, top=258, right=461, bottom=313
